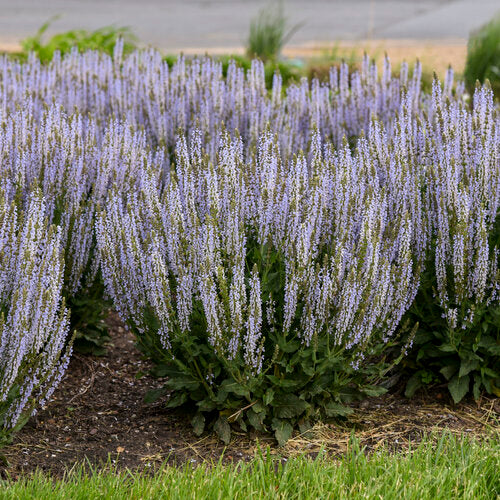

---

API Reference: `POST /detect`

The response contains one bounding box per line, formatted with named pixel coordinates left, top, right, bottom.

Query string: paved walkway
left=0, top=0, right=498, bottom=51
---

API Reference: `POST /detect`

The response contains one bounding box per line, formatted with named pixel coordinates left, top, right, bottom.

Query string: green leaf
left=150, top=365, right=172, bottom=378
left=197, top=399, right=217, bottom=411
left=413, top=330, right=435, bottom=344
left=165, top=392, right=187, bottom=408
left=165, top=376, right=200, bottom=391
left=440, top=364, right=457, bottom=381
left=239, top=417, right=247, bottom=432
left=273, top=393, right=308, bottom=418
left=266, top=375, right=301, bottom=389
left=298, top=419, right=313, bottom=437
left=272, top=418, right=293, bottom=446
left=252, top=401, right=266, bottom=413
left=191, top=413, right=205, bottom=437
left=459, top=359, right=480, bottom=378
left=144, top=387, right=167, bottom=403
left=324, top=401, right=353, bottom=418
left=405, top=372, right=422, bottom=398
left=276, top=338, right=300, bottom=353
left=151, top=365, right=186, bottom=379
left=318, top=356, right=344, bottom=372
left=361, top=385, right=386, bottom=397
left=448, top=375, right=470, bottom=404
left=216, top=389, right=229, bottom=403
left=247, top=408, right=266, bottom=431
left=214, top=416, right=231, bottom=445
left=438, top=343, right=456, bottom=353
left=478, top=336, right=500, bottom=355
left=219, top=379, right=250, bottom=398
left=263, top=389, right=274, bottom=406
left=481, top=367, right=499, bottom=378
left=472, top=374, right=482, bottom=401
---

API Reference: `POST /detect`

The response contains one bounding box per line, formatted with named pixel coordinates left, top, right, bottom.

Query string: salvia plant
left=96, top=123, right=426, bottom=444
left=0, top=45, right=497, bottom=446
left=0, top=191, right=71, bottom=446
left=403, top=81, right=500, bottom=402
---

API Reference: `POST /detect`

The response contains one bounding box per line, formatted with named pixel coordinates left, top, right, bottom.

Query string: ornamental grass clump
left=0, top=192, right=70, bottom=445
left=97, top=125, right=423, bottom=444
left=404, top=82, right=500, bottom=402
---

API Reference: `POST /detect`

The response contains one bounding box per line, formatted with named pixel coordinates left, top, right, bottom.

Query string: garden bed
left=3, top=313, right=498, bottom=479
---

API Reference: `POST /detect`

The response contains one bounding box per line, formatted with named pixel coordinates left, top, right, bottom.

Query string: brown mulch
left=2, top=312, right=499, bottom=479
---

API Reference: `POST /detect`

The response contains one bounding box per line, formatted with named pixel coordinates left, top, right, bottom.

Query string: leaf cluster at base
left=137, top=315, right=391, bottom=446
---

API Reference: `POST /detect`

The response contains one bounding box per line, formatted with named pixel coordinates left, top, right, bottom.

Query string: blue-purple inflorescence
left=0, top=191, right=70, bottom=431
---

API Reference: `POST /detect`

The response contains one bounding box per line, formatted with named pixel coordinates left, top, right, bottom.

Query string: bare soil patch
left=2, top=312, right=498, bottom=479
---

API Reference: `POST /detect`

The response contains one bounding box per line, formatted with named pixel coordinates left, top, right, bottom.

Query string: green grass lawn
left=1, top=433, right=498, bottom=500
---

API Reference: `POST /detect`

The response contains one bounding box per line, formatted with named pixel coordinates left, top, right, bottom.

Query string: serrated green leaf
left=239, top=417, right=247, bottom=432
left=247, top=408, right=266, bottom=431
left=165, top=392, right=187, bottom=408
left=413, top=330, right=435, bottom=344
left=191, top=413, right=205, bottom=436
left=273, top=393, right=308, bottom=418
left=151, top=365, right=172, bottom=378
left=362, top=385, right=386, bottom=397
left=298, top=419, right=313, bottom=437
left=324, top=401, right=353, bottom=417
left=252, top=401, right=265, bottom=413
left=272, top=418, right=293, bottom=446
left=214, top=416, right=231, bottom=445
left=440, top=364, right=457, bottom=381
left=448, top=375, right=470, bottom=404
left=219, top=379, right=250, bottom=398
left=318, top=356, right=343, bottom=372
left=216, top=389, right=229, bottom=403
left=438, top=343, right=456, bottom=353
left=459, top=359, right=480, bottom=378
left=472, top=375, right=482, bottom=401
left=481, top=367, right=499, bottom=378
left=197, top=398, right=217, bottom=411
left=144, top=387, right=167, bottom=403
left=266, top=375, right=301, bottom=389
left=405, top=372, right=422, bottom=398
left=300, top=362, right=316, bottom=377
left=276, top=338, right=300, bottom=353
left=165, top=376, right=200, bottom=391
left=477, top=336, right=500, bottom=355
left=263, top=389, right=274, bottom=406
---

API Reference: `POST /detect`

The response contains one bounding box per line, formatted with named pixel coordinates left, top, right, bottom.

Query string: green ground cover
left=1, top=434, right=498, bottom=500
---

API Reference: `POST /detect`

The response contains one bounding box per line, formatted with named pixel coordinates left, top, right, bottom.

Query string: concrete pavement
left=0, top=0, right=498, bottom=52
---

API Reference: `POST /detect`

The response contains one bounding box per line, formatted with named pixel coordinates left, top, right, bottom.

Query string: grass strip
left=1, top=432, right=499, bottom=499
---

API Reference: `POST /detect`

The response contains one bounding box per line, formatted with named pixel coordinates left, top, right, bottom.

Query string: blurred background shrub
left=464, top=15, right=500, bottom=98
left=20, top=16, right=137, bottom=62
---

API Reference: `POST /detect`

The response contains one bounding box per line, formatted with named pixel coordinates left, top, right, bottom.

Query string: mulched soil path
left=2, top=312, right=499, bottom=478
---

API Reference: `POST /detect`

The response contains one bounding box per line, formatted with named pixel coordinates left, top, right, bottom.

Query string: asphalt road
left=0, top=0, right=498, bottom=51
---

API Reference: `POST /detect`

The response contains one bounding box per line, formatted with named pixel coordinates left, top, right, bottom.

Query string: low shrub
left=464, top=15, right=500, bottom=98
left=20, top=17, right=137, bottom=62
